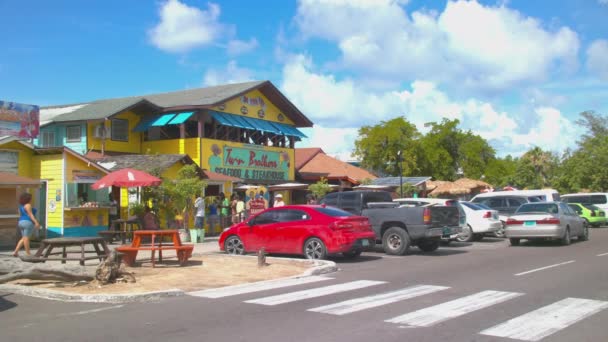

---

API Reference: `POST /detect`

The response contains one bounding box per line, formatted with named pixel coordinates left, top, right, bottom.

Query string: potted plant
left=162, top=165, right=207, bottom=242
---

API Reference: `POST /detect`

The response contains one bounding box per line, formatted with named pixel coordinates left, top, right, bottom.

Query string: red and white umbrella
left=92, top=168, right=162, bottom=190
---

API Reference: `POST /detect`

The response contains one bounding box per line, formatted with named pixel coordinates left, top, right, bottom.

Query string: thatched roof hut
left=427, top=178, right=492, bottom=198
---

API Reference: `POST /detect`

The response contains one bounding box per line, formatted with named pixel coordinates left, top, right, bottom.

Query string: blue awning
left=209, top=110, right=307, bottom=138
left=167, top=111, right=194, bottom=125
left=151, top=114, right=176, bottom=126
left=132, top=115, right=160, bottom=132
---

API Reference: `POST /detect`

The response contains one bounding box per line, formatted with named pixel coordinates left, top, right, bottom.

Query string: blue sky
left=1, top=0, right=607, bottom=160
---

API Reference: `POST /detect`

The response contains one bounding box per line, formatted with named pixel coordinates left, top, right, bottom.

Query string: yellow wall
left=31, top=154, right=63, bottom=229
left=0, top=141, right=34, bottom=178
left=201, top=138, right=294, bottom=182
left=213, top=89, right=295, bottom=125
left=87, top=111, right=141, bottom=154
left=141, top=138, right=200, bottom=167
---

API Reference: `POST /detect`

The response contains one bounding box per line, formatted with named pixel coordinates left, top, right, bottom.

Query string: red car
left=219, top=205, right=376, bottom=259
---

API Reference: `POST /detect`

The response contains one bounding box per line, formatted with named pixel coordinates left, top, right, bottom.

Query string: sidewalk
left=0, top=236, right=223, bottom=262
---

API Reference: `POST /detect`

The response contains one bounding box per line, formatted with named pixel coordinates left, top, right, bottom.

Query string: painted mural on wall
left=206, top=140, right=292, bottom=182
left=243, top=186, right=269, bottom=216
left=0, top=101, right=40, bottom=138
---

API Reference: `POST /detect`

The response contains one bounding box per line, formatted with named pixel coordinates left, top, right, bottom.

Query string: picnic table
left=116, top=230, right=194, bottom=267
left=98, top=218, right=140, bottom=244
left=27, top=237, right=110, bottom=266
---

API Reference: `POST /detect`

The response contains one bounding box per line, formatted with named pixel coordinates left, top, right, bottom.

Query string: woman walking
left=13, top=192, right=40, bottom=257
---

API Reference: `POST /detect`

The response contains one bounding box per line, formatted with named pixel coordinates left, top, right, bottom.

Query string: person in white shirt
left=194, top=196, right=205, bottom=230
left=273, top=193, right=285, bottom=207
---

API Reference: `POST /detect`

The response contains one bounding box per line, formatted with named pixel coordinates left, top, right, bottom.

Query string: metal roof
left=371, top=176, right=432, bottom=187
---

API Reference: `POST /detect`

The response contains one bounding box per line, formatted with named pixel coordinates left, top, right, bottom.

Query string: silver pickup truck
left=319, top=191, right=462, bottom=255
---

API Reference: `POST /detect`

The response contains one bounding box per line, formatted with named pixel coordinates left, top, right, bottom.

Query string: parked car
left=458, top=201, right=502, bottom=242
left=561, top=193, right=608, bottom=212
left=505, top=202, right=588, bottom=246
left=320, top=191, right=461, bottom=255
left=567, top=203, right=607, bottom=227
left=471, top=189, right=559, bottom=237
left=219, top=205, right=376, bottom=260
left=394, top=197, right=467, bottom=243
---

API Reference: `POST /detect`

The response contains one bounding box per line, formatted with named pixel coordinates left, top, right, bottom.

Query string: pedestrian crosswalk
left=187, top=278, right=608, bottom=341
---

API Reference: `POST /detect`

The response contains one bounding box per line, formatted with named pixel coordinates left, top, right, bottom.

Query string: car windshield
left=516, top=203, right=559, bottom=214
left=475, top=203, right=493, bottom=210
left=314, top=207, right=354, bottom=217
left=583, top=204, right=600, bottom=211
left=461, top=202, right=483, bottom=210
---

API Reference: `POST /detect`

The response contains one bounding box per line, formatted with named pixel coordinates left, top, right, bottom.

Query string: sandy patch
left=6, top=254, right=314, bottom=294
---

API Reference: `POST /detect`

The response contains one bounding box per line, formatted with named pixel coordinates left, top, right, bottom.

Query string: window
left=0, top=150, right=18, bottom=174
left=320, top=193, right=338, bottom=207
left=40, top=130, right=56, bottom=147
left=66, top=125, right=81, bottom=142
left=314, top=207, right=354, bottom=217
left=276, top=209, right=309, bottom=222
left=562, top=196, right=588, bottom=204
left=340, top=192, right=358, bottom=211
left=252, top=211, right=279, bottom=225
left=507, top=197, right=526, bottom=207
left=111, top=119, right=129, bottom=141
left=590, top=195, right=607, bottom=205
left=516, top=203, right=558, bottom=214
left=486, top=197, right=505, bottom=208
left=568, top=204, right=582, bottom=214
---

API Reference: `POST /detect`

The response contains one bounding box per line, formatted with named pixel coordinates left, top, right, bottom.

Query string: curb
left=0, top=256, right=338, bottom=304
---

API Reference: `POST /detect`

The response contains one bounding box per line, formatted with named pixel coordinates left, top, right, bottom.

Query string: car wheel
left=473, top=234, right=484, bottom=242
left=509, top=238, right=520, bottom=246
left=342, top=250, right=362, bottom=259
left=418, top=240, right=440, bottom=252
left=494, top=222, right=506, bottom=238
left=561, top=227, right=571, bottom=246
left=456, top=225, right=474, bottom=242
left=579, top=222, right=589, bottom=241
left=225, top=235, right=245, bottom=255
left=304, top=237, right=327, bottom=260
left=382, top=227, right=411, bottom=256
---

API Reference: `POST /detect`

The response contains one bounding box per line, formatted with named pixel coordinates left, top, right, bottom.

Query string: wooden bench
left=116, top=245, right=194, bottom=267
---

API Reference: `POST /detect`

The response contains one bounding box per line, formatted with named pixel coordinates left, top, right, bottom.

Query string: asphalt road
left=3, top=229, right=608, bottom=342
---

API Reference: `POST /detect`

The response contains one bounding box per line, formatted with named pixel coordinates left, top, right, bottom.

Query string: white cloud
left=294, top=0, right=580, bottom=92
left=149, top=0, right=224, bottom=53
left=282, top=54, right=579, bottom=158
left=226, top=38, right=259, bottom=56
left=600, top=0, right=608, bottom=5
left=203, top=61, right=255, bottom=86
left=586, top=39, right=608, bottom=81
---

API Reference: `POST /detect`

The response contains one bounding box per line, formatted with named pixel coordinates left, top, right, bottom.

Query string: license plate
left=361, top=239, right=369, bottom=247
left=524, top=221, right=536, bottom=227
left=443, top=227, right=451, bottom=235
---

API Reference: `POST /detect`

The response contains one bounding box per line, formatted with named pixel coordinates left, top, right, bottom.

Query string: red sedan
left=219, top=205, right=376, bottom=259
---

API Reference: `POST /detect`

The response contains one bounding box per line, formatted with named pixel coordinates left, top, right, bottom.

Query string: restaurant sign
left=208, top=144, right=290, bottom=181
left=0, top=101, right=39, bottom=138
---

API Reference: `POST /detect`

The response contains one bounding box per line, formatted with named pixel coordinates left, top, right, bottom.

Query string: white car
left=458, top=202, right=502, bottom=242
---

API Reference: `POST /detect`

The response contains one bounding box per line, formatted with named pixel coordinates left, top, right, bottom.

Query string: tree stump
left=0, top=258, right=94, bottom=284
left=95, top=250, right=135, bottom=285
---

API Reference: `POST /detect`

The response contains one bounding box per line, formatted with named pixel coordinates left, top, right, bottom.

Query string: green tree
left=353, top=117, right=422, bottom=177
left=483, top=155, right=518, bottom=187
left=308, top=177, right=332, bottom=199
left=161, top=165, right=207, bottom=229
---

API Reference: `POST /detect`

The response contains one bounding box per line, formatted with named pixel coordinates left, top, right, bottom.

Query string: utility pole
left=397, top=150, right=403, bottom=197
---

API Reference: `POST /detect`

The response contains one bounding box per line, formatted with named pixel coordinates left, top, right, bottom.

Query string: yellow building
left=0, top=81, right=312, bottom=243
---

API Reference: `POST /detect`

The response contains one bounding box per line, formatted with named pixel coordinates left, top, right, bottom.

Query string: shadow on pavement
left=511, top=239, right=587, bottom=248
left=0, top=293, right=17, bottom=312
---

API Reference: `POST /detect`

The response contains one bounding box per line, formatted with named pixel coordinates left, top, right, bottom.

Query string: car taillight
left=537, top=218, right=560, bottom=224
left=330, top=221, right=354, bottom=230
left=482, top=211, right=492, bottom=218
left=506, top=218, right=523, bottom=225
left=423, top=207, right=431, bottom=224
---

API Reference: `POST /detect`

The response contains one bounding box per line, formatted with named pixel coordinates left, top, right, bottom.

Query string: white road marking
left=308, top=285, right=449, bottom=315
left=187, top=276, right=332, bottom=298
left=597, top=252, right=608, bottom=257
left=385, top=290, right=523, bottom=327
left=514, top=260, right=575, bottom=276
left=244, top=280, right=385, bottom=306
left=480, top=297, right=608, bottom=341
left=59, top=305, right=124, bottom=317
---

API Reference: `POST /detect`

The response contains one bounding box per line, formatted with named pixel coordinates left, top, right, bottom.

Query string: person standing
left=193, top=195, right=206, bottom=243
left=108, top=193, right=119, bottom=230
left=219, top=192, right=230, bottom=228
left=208, top=197, right=220, bottom=234
left=230, top=194, right=239, bottom=224
left=273, top=193, right=285, bottom=207
left=13, top=192, right=40, bottom=257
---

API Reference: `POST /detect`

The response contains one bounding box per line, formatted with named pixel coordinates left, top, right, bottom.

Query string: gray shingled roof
left=96, top=154, right=191, bottom=173
left=46, top=81, right=265, bottom=123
